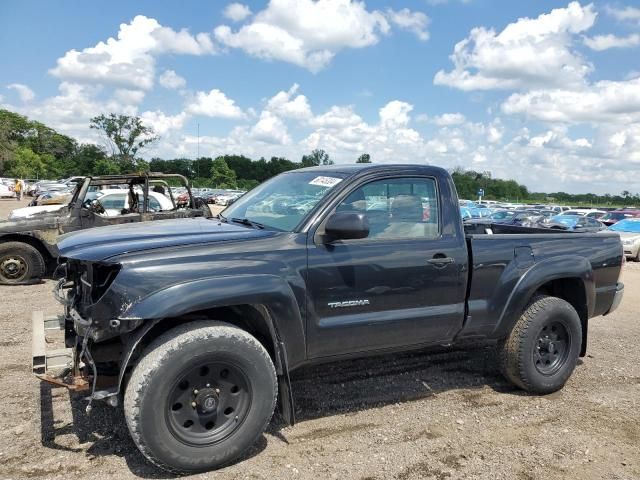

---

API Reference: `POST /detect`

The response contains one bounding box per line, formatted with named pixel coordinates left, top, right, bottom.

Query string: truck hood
left=57, top=218, right=274, bottom=261
left=0, top=210, right=68, bottom=232
left=9, top=204, right=67, bottom=220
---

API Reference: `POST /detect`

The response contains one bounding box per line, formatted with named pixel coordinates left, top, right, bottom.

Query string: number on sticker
left=309, top=176, right=343, bottom=187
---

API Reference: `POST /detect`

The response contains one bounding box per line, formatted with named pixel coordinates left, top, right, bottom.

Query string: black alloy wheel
left=499, top=295, right=582, bottom=394
left=533, top=321, right=571, bottom=376
left=166, top=362, right=251, bottom=446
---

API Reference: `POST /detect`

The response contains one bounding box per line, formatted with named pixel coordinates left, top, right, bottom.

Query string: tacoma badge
left=328, top=299, right=370, bottom=308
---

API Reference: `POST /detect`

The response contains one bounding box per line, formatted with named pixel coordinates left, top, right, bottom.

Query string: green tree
left=356, top=153, right=371, bottom=163
left=211, top=157, right=237, bottom=188
left=92, top=157, right=122, bottom=175
left=90, top=114, right=158, bottom=172
left=25, top=121, right=76, bottom=160
left=193, top=157, right=214, bottom=180
left=0, top=110, right=33, bottom=166
left=301, top=148, right=333, bottom=167
left=5, top=146, right=46, bottom=179
left=237, top=178, right=260, bottom=190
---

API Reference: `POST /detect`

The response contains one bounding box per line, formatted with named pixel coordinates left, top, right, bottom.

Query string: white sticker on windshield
left=309, top=176, right=343, bottom=187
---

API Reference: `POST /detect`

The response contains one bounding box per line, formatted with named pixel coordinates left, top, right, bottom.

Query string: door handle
left=428, top=257, right=455, bottom=266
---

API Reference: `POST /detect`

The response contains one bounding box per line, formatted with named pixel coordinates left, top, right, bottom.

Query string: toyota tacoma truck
left=0, top=173, right=209, bottom=284
left=32, top=164, right=624, bottom=474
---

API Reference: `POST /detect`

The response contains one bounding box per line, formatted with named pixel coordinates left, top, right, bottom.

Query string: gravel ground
left=0, top=198, right=639, bottom=480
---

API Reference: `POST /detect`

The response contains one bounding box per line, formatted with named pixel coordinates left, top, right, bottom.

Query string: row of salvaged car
left=1, top=177, right=247, bottom=207
left=175, top=188, right=247, bottom=207
left=459, top=199, right=640, bottom=260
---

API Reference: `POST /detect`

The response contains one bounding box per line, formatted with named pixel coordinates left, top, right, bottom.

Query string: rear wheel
left=0, top=242, right=45, bottom=284
left=499, top=295, right=582, bottom=394
left=124, top=321, right=277, bottom=474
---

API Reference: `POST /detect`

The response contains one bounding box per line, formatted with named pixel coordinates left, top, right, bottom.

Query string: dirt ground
left=0, top=197, right=638, bottom=480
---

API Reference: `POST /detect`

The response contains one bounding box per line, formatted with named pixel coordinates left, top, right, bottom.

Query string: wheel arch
left=533, top=277, right=589, bottom=356
left=0, top=234, right=56, bottom=273
left=116, top=281, right=303, bottom=424
left=492, top=256, right=595, bottom=356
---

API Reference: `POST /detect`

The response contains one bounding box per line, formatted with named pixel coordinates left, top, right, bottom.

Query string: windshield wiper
left=231, top=217, right=265, bottom=229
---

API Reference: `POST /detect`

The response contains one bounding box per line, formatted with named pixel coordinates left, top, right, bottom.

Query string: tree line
left=0, top=108, right=636, bottom=206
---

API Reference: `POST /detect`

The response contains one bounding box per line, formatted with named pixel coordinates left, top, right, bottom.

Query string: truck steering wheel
left=88, top=199, right=106, bottom=215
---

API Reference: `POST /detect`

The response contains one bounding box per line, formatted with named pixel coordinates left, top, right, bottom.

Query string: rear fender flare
left=492, top=256, right=595, bottom=339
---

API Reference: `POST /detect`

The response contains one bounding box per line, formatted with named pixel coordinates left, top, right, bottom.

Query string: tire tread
left=0, top=241, right=46, bottom=283
left=124, top=321, right=277, bottom=474
left=499, top=295, right=580, bottom=394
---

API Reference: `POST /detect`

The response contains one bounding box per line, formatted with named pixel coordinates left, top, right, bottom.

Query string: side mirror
left=324, top=212, right=369, bottom=241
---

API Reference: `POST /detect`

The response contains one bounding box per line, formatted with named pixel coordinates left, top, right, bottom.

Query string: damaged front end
left=33, top=259, right=147, bottom=412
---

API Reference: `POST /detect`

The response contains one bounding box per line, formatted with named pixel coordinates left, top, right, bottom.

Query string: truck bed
left=459, top=227, right=623, bottom=340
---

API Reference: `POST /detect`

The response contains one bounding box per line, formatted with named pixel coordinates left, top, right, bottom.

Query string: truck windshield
left=221, top=171, right=348, bottom=231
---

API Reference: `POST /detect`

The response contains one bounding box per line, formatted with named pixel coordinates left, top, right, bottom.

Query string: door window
left=100, top=194, right=126, bottom=210
left=335, top=177, right=440, bottom=239
left=148, top=196, right=162, bottom=211
left=585, top=217, right=601, bottom=228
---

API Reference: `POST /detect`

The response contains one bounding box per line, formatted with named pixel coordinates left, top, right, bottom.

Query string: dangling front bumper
left=31, top=310, right=90, bottom=392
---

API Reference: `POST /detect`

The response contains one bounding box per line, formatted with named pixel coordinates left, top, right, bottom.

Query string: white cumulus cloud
left=50, top=15, right=215, bottom=90
left=434, top=2, right=596, bottom=91
left=159, top=70, right=187, bottom=89
left=185, top=89, right=244, bottom=118
left=386, top=8, right=430, bottom=41
left=584, top=33, right=640, bottom=51
left=223, top=3, right=253, bottom=22
left=264, top=84, right=313, bottom=120
left=7, top=83, right=35, bottom=102
left=605, top=5, right=640, bottom=24
left=501, top=77, right=640, bottom=124
left=140, top=110, right=188, bottom=136
left=250, top=111, right=291, bottom=144
left=214, top=0, right=428, bottom=72
left=432, top=113, right=466, bottom=126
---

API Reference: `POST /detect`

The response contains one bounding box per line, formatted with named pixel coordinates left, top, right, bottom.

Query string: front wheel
left=124, top=321, right=277, bottom=474
left=498, top=295, right=582, bottom=394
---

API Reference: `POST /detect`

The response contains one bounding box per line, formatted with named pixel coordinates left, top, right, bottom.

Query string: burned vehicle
left=0, top=173, right=209, bottom=284
left=33, top=164, right=624, bottom=474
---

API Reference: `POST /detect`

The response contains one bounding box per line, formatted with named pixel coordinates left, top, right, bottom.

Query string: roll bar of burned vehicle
left=71, top=172, right=200, bottom=211
left=0, top=172, right=208, bottom=285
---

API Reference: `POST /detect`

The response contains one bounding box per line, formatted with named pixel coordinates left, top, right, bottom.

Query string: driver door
left=304, top=175, right=467, bottom=359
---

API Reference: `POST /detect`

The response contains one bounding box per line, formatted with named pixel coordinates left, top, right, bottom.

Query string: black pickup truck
left=33, top=164, right=624, bottom=474
left=0, top=173, right=208, bottom=284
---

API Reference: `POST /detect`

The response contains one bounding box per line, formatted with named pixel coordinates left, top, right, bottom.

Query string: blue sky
left=1, top=0, right=639, bottom=194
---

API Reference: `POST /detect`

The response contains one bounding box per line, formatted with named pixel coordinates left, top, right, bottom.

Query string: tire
left=498, top=295, right=582, bottom=394
left=0, top=242, right=46, bottom=284
left=124, top=321, right=277, bottom=474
